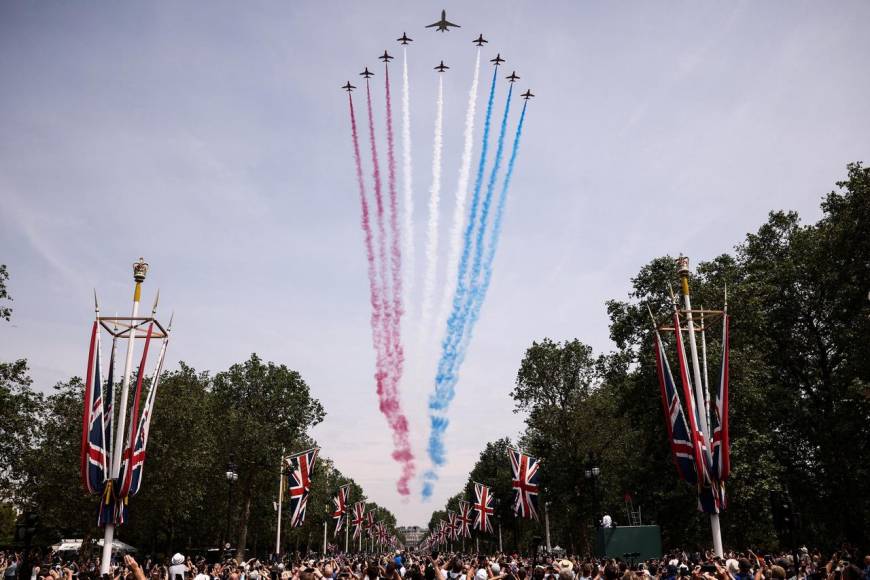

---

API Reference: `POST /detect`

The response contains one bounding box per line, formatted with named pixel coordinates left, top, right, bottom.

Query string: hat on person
left=171, top=554, right=185, bottom=566
left=475, top=570, right=488, bottom=580
left=491, top=564, right=501, bottom=575
left=559, top=561, right=573, bottom=573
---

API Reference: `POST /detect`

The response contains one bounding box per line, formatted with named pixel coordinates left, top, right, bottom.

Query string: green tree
left=211, top=353, right=325, bottom=559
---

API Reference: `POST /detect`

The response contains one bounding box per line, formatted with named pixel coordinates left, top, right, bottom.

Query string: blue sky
left=1, top=1, right=868, bottom=525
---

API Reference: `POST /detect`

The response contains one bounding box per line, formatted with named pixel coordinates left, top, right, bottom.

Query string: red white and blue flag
left=653, top=324, right=699, bottom=486
left=457, top=500, right=473, bottom=539
left=82, top=321, right=108, bottom=495
left=365, top=511, right=376, bottom=538
left=332, top=484, right=350, bottom=537
left=116, top=323, right=155, bottom=502
left=509, top=448, right=540, bottom=520
left=710, top=312, right=730, bottom=482
left=286, top=447, right=320, bottom=528
left=447, top=511, right=458, bottom=541
left=351, top=501, right=365, bottom=540
left=472, top=481, right=494, bottom=533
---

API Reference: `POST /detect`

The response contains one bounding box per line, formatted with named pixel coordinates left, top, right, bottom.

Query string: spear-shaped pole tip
left=151, top=289, right=160, bottom=314
left=167, top=311, right=174, bottom=330
left=93, top=289, right=100, bottom=312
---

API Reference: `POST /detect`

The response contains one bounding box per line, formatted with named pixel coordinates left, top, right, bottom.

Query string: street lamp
left=584, top=452, right=601, bottom=528
left=224, top=455, right=238, bottom=549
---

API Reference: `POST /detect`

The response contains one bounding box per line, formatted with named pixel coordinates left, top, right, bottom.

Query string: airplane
left=521, top=89, right=534, bottom=100
left=490, top=53, right=505, bottom=66
left=473, top=34, right=487, bottom=46
left=360, top=67, right=374, bottom=78
left=434, top=60, right=449, bottom=72
left=379, top=50, right=394, bottom=63
left=506, top=71, right=520, bottom=83
left=342, top=81, right=356, bottom=92
left=397, top=32, right=413, bottom=45
left=426, top=10, right=460, bottom=32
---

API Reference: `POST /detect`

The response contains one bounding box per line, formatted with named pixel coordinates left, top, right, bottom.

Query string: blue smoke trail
left=423, top=77, right=515, bottom=499
left=463, top=102, right=528, bottom=345
left=464, top=83, right=513, bottom=335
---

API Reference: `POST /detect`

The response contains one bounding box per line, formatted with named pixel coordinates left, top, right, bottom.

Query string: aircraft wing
left=444, top=20, right=460, bottom=27
left=425, top=22, right=440, bottom=28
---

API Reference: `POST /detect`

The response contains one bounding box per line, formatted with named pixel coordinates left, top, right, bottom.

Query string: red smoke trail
left=385, top=63, right=412, bottom=495
left=365, top=80, right=416, bottom=495
left=348, top=93, right=384, bottom=373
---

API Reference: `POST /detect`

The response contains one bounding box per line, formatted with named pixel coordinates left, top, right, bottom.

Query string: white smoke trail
left=418, top=75, right=445, bottom=341
left=434, top=48, right=481, bottom=336
left=401, top=47, right=415, bottom=319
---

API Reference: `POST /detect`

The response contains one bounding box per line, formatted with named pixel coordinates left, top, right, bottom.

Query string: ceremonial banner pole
left=323, top=520, right=327, bottom=555
left=677, top=257, right=723, bottom=557
left=345, top=509, right=349, bottom=553
left=100, top=259, right=148, bottom=574
left=276, top=449, right=285, bottom=556
left=544, top=501, right=551, bottom=552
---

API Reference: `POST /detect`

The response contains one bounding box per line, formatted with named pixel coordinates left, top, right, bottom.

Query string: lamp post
left=225, top=455, right=238, bottom=550
left=584, top=452, right=601, bottom=528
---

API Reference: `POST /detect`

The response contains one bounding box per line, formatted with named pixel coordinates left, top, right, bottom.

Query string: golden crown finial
left=132, top=257, right=149, bottom=283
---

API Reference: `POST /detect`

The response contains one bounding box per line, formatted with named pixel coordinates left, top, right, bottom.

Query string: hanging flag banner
left=285, top=447, right=320, bottom=528
left=472, top=481, right=494, bottom=533
left=509, top=448, right=540, bottom=520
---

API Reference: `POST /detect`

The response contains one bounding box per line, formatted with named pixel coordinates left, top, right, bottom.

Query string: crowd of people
left=2, top=548, right=869, bottom=580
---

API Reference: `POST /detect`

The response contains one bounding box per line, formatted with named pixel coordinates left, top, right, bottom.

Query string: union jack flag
left=81, top=321, right=108, bottom=495
left=671, top=308, right=724, bottom=515
left=509, top=448, right=540, bottom=520
left=447, top=511, right=458, bottom=541
left=710, top=312, right=730, bottom=482
left=351, top=501, right=365, bottom=540
left=332, top=484, right=350, bottom=537
left=122, top=326, right=169, bottom=500
left=116, top=323, right=155, bottom=501
left=472, top=481, right=494, bottom=533
left=653, top=324, right=699, bottom=485
left=285, top=447, right=320, bottom=528
left=457, top=500, right=473, bottom=539
left=365, top=511, right=376, bottom=538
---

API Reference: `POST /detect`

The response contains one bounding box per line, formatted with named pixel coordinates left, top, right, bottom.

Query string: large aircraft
left=506, top=71, right=520, bottom=83
left=397, top=32, right=413, bottom=45
left=473, top=34, right=488, bottom=46
left=360, top=67, right=374, bottom=78
left=426, top=10, right=460, bottom=32
left=521, top=89, right=534, bottom=100
left=490, top=53, right=505, bottom=66
left=434, top=60, right=449, bottom=72
left=342, top=82, right=356, bottom=92
left=379, top=50, right=394, bottom=63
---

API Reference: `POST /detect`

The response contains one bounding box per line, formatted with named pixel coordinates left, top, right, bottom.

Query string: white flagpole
left=323, top=520, right=328, bottom=555
left=101, top=259, right=148, bottom=575
left=676, top=257, right=722, bottom=557
left=276, top=449, right=285, bottom=556
left=345, top=507, right=349, bottom=553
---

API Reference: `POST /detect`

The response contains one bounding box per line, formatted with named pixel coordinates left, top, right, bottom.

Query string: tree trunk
left=236, top=476, right=254, bottom=562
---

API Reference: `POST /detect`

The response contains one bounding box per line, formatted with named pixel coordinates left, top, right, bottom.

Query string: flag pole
left=100, top=258, right=148, bottom=575
left=345, top=506, right=350, bottom=553
left=676, top=256, right=722, bottom=557
left=276, top=449, right=285, bottom=557
left=323, top=520, right=327, bottom=555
